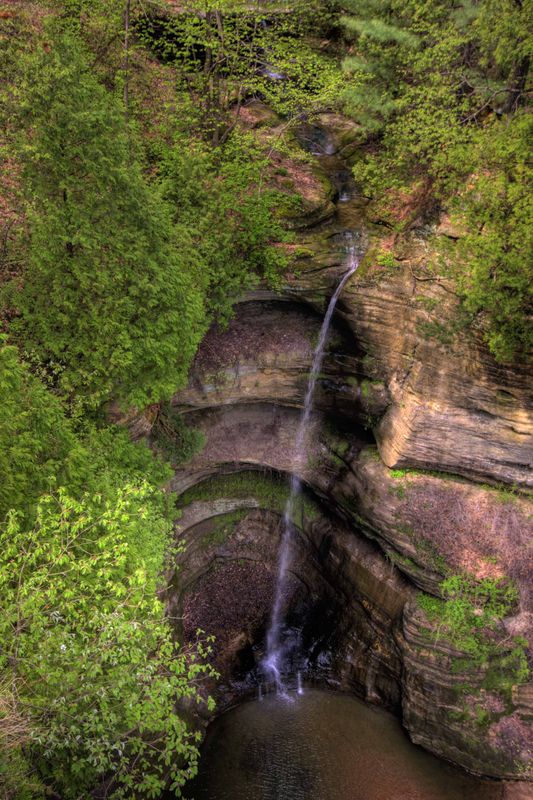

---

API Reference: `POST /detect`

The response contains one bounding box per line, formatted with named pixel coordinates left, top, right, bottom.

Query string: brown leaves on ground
left=398, top=474, right=533, bottom=611
left=193, top=301, right=316, bottom=375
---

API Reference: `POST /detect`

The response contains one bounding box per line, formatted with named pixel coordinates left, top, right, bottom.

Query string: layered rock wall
left=138, top=113, right=532, bottom=781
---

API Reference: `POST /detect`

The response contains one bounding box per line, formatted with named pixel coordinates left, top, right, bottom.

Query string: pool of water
left=189, top=689, right=503, bottom=800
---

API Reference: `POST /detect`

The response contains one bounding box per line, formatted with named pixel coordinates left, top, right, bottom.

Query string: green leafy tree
left=475, top=0, right=532, bottom=113
left=340, top=0, right=478, bottom=192
left=0, top=485, right=216, bottom=799
left=340, top=0, right=532, bottom=195
left=8, top=31, right=206, bottom=411
left=158, top=130, right=288, bottom=323
left=339, top=0, right=532, bottom=360
left=0, top=337, right=178, bottom=523
left=0, top=340, right=78, bottom=522
left=452, top=113, right=533, bottom=361
left=136, top=0, right=342, bottom=141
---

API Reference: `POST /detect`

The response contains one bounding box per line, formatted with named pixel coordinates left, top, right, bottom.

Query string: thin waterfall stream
left=263, top=247, right=360, bottom=695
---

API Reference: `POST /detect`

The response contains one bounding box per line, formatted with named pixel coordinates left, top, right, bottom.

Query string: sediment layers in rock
left=128, top=114, right=532, bottom=780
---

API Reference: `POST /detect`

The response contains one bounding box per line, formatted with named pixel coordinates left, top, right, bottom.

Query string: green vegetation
left=152, top=406, right=207, bottom=466
left=452, top=114, right=533, bottom=361
left=135, top=0, right=342, bottom=136
left=375, top=249, right=396, bottom=270
left=388, top=465, right=527, bottom=504
left=390, top=469, right=409, bottom=480
left=178, top=471, right=320, bottom=524
left=418, top=575, right=529, bottom=689
left=0, top=337, right=217, bottom=796
left=340, top=0, right=532, bottom=361
left=0, top=3, right=294, bottom=791
left=4, top=26, right=289, bottom=411
left=158, top=129, right=289, bottom=321
left=200, top=509, right=249, bottom=549
left=0, top=0, right=530, bottom=793
left=7, top=32, right=205, bottom=412
left=0, top=340, right=173, bottom=524
left=0, top=486, right=216, bottom=799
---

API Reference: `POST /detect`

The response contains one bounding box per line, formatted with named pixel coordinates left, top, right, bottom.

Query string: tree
left=0, top=340, right=77, bottom=522
left=340, top=0, right=419, bottom=134
left=136, top=0, right=342, bottom=142
left=340, top=0, right=479, bottom=193
left=339, top=0, right=532, bottom=360
left=158, top=129, right=289, bottom=324
left=8, top=31, right=206, bottom=412
left=452, top=113, right=533, bottom=361
left=340, top=0, right=532, bottom=195
left=0, top=485, right=216, bottom=798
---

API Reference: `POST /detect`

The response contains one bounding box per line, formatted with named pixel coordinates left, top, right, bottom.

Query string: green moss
left=390, top=468, right=409, bottom=479
left=375, top=249, right=397, bottom=270
left=417, top=575, right=529, bottom=701
left=178, top=471, right=319, bottom=524
left=200, top=510, right=247, bottom=550
left=360, top=379, right=372, bottom=399
left=388, top=551, right=417, bottom=569
left=481, top=638, right=530, bottom=702
left=417, top=592, right=444, bottom=619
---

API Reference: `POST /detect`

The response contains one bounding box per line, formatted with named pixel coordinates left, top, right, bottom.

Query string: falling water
left=263, top=247, right=360, bottom=694
left=366, top=654, right=377, bottom=702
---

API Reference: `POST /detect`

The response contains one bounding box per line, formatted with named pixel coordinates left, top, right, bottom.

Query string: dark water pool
left=189, top=689, right=503, bottom=800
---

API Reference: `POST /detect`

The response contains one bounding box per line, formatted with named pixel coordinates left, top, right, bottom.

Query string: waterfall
left=263, top=247, right=360, bottom=695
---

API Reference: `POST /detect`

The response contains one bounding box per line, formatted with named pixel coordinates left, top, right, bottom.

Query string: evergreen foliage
left=8, top=32, right=205, bottom=411
left=452, top=113, right=533, bottom=361
left=0, top=340, right=77, bottom=522
left=158, top=130, right=288, bottom=322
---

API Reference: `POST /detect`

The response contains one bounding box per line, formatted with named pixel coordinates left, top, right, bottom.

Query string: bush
left=0, top=486, right=216, bottom=798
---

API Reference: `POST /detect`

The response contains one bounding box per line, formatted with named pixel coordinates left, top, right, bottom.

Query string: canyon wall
left=126, top=112, right=533, bottom=781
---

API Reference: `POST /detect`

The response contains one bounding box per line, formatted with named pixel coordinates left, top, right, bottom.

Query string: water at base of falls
left=189, top=690, right=502, bottom=800
left=262, top=247, right=360, bottom=696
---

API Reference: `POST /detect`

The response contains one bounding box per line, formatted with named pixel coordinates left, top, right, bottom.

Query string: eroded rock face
left=265, top=258, right=532, bottom=488
left=164, top=399, right=531, bottom=777
left=172, top=301, right=372, bottom=419
left=167, top=477, right=411, bottom=711
left=146, top=114, right=533, bottom=783
left=400, top=604, right=533, bottom=780
left=345, top=275, right=533, bottom=488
